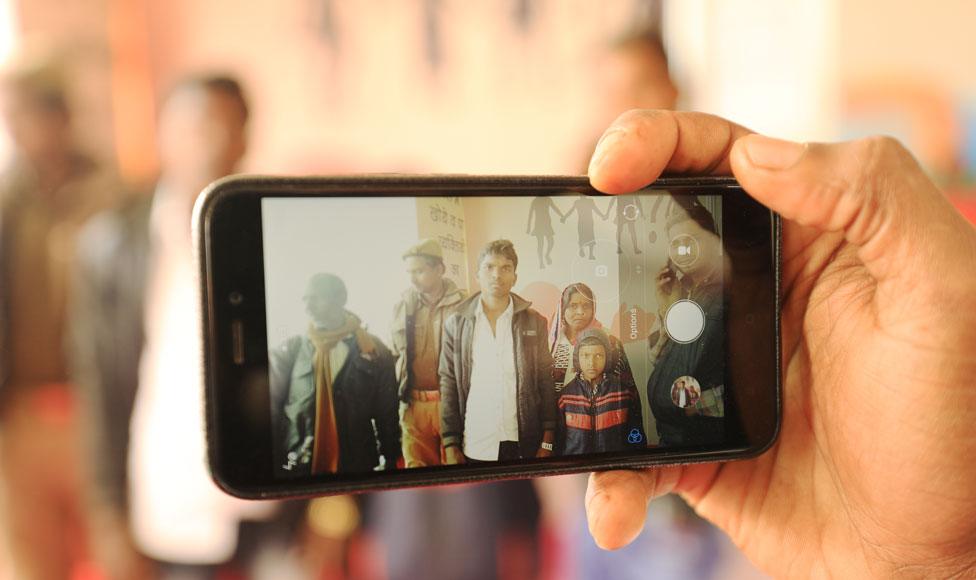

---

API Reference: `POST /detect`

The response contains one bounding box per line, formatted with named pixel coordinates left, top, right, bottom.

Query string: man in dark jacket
left=556, top=328, right=645, bottom=455
left=439, top=239, right=557, bottom=463
left=270, top=273, right=401, bottom=475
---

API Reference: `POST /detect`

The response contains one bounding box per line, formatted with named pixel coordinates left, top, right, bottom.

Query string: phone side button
left=231, top=320, right=246, bottom=365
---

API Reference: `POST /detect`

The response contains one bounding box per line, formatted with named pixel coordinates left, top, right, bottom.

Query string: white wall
left=0, top=0, right=17, bottom=164
left=664, top=0, right=839, bottom=141
left=261, top=197, right=419, bottom=348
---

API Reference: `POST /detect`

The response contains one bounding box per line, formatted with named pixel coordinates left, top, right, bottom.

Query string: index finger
left=588, top=110, right=753, bottom=194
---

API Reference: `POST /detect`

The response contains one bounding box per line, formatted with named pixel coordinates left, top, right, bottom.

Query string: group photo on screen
left=261, top=192, right=726, bottom=476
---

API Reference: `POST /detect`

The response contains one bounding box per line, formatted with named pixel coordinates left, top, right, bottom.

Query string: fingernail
left=743, top=135, right=806, bottom=170
left=588, top=127, right=628, bottom=174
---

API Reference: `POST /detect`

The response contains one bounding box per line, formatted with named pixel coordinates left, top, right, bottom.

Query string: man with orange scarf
left=270, top=273, right=401, bottom=476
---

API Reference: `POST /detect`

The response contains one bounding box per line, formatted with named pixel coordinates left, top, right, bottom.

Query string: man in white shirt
left=73, top=75, right=302, bottom=579
left=439, top=240, right=557, bottom=463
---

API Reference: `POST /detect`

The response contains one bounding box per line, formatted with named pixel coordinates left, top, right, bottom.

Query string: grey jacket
left=439, top=292, right=557, bottom=458
left=68, top=196, right=152, bottom=513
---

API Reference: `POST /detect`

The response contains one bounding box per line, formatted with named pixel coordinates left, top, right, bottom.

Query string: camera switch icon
left=595, top=265, right=608, bottom=277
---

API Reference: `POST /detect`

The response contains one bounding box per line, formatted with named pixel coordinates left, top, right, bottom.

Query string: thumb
left=729, top=134, right=973, bottom=283
left=585, top=468, right=682, bottom=550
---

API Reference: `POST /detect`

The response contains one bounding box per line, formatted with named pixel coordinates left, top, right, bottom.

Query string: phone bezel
left=195, top=175, right=781, bottom=499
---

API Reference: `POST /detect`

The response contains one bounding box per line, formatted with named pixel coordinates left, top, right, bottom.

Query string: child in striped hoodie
left=556, top=328, right=645, bottom=455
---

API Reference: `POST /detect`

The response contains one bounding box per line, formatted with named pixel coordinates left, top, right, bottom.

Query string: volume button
left=231, top=320, right=245, bottom=365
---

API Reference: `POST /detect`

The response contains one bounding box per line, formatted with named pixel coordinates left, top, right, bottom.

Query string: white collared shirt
left=463, top=296, right=519, bottom=460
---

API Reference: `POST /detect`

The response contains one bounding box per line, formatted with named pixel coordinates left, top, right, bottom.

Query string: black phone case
left=195, top=174, right=782, bottom=499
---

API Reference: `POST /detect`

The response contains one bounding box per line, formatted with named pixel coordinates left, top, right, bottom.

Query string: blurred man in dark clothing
left=0, top=53, right=121, bottom=580
left=71, top=75, right=302, bottom=580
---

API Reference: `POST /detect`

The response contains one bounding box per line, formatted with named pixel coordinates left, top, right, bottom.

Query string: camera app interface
left=261, top=191, right=725, bottom=476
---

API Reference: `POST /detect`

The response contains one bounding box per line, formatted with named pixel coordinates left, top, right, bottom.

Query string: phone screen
left=259, top=191, right=729, bottom=477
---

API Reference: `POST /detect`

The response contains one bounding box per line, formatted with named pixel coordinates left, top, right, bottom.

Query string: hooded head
left=573, top=328, right=613, bottom=384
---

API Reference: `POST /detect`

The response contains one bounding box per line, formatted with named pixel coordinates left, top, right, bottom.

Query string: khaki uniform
left=391, top=279, right=465, bottom=467
left=0, top=155, right=122, bottom=580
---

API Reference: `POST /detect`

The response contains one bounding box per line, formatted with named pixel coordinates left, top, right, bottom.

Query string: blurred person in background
left=364, top=480, right=542, bottom=580
left=71, top=75, right=305, bottom=580
left=0, top=51, right=121, bottom=580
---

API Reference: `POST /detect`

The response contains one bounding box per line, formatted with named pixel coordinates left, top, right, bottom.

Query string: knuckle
left=612, top=109, right=673, bottom=138
left=856, top=135, right=911, bottom=180
left=840, top=136, right=904, bottom=241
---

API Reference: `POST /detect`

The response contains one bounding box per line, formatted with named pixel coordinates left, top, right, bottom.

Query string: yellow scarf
left=307, top=313, right=375, bottom=474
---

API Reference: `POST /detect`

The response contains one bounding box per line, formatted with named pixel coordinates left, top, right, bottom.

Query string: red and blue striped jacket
left=557, top=374, right=645, bottom=455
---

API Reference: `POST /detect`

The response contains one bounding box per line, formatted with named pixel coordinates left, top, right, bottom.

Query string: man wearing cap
left=391, top=239, right=467, bottom=467
left=270, top=273, right=401, bottom=476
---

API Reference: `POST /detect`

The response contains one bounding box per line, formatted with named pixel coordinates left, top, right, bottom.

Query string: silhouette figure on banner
left=608, top=195, right=644, bottom=255
left=646, top=193, right=668, bottom=244
left=526, top=196, right=566, bottom=269
left=562, top=195, right=609, bottom=260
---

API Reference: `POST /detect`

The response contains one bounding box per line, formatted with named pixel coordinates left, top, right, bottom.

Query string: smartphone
left=195, top=175, right=780, bottom=498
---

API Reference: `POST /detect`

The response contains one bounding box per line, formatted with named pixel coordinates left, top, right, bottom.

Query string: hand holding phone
left=585, top=110, right=976, bottom=579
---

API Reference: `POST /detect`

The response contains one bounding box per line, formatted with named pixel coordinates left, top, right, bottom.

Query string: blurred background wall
left=2, top=0, right=975, bottom=195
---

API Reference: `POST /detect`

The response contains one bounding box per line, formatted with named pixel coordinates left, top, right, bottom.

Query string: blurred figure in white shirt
left=72, top=75, right=304, bottom=580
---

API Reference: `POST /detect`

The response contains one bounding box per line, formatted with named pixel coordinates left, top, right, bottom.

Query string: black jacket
left=439, top=292, right=557, bottom=459
left=269, top=331, right=401, bottom=476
